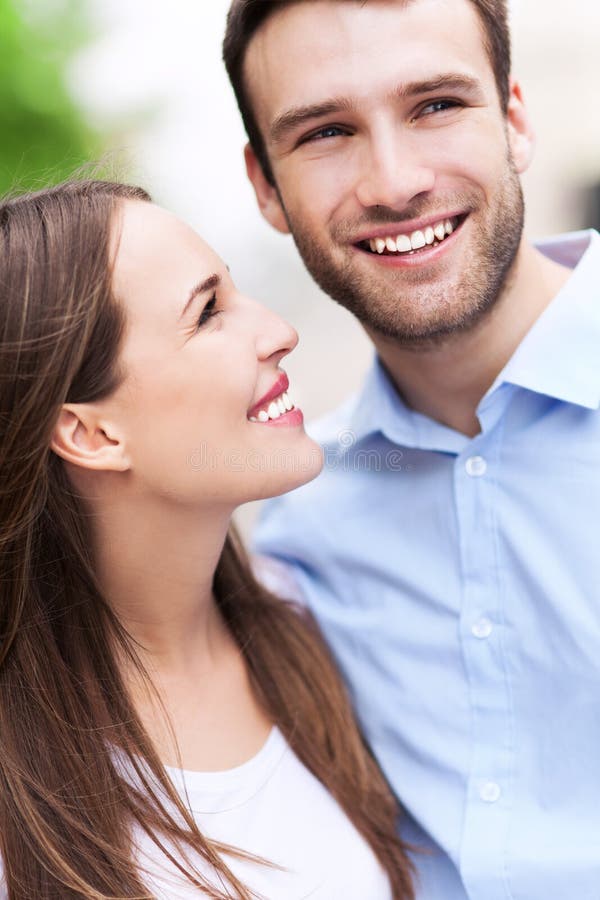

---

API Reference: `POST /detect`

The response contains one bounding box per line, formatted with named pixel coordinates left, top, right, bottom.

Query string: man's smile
left=351, top=212, right=470, bottom=266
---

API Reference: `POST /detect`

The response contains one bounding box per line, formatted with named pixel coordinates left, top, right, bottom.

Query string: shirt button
left=480, top=781, right=501, bottom=803
left=465, top=455, right=487, bottom=477
left=472, top=617, right=493, bottom=639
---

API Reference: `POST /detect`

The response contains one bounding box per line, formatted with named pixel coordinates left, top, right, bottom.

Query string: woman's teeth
left=249, top=391, right=294, bottom=423
left=368, top=217, right=458, bottom=255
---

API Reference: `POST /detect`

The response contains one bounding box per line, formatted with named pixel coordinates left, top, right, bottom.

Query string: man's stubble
left=277, top=154, right=525, bottom=349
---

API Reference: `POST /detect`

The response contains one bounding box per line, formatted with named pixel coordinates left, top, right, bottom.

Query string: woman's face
left=106, top=200, right=323, bottom=507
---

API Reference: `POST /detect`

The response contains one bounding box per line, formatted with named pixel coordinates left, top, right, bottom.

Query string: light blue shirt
left=254, top=231, right=600, bottom=900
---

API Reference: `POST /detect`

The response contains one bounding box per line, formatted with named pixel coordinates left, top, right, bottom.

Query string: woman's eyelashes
left=195, top=294, right=221, bottom=331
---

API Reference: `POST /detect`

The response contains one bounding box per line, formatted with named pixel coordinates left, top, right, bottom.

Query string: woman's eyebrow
left=179, top=273, right=221, bottom=320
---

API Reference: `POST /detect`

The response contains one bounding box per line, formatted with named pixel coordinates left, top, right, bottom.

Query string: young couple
left=1, top=2, right=598, bottom=898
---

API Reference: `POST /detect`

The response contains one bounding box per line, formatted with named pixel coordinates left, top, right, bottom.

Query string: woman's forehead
left=111, top=201, right=220, bottom=318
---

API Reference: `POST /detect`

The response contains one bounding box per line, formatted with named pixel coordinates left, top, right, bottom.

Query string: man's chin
left=363, top=317, right=478, bottom=350
left=355, top=284, right=505, bottom=348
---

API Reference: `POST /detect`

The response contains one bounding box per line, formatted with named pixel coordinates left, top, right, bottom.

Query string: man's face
left=243, top=0, right=533, bottom=346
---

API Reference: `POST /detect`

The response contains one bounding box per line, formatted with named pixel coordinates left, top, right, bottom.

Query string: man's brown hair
left=223, top=0, right=511, bottom=184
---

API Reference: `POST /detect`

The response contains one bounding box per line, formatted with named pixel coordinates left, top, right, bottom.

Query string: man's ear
left=244, top=143, right=290, bottom=235
left=50, top=405, right=131, bottom=473
left=506, top=79, right=535, bottom=174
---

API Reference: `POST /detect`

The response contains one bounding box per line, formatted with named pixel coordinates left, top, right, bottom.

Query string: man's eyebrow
left=269, top=74, right=483, bottom=145
left=395, top=73, right=484, bottom=100
left=270, top=98, right=356, bottom=145
left=179, top=273, right=221, bottom=320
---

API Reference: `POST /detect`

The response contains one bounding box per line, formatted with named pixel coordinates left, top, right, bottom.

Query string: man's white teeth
left=367, top=217, right=459, bottom=255
left=250, top=391, right=295, bottom=422
left=410, top=230, right=426, bottom=250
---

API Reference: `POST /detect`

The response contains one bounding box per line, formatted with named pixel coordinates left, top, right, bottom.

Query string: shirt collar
left=348, top=357, right=402, bottom=445
left=348, top=229, right=600, bottom=448
left=348, top=355, right=469, bottom=453
left=484, top=229, right=600, bottom=411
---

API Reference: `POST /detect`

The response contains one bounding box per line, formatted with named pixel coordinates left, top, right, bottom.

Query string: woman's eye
left=195, top=295, right=220, bottom=330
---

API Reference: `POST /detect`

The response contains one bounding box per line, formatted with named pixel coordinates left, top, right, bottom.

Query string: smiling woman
left=90, top=197, right=321, bottom=509
left=0, top=179, right=414, bottom=899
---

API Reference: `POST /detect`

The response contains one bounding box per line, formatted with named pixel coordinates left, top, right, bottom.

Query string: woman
left=0, top=179, right=415, bottom=899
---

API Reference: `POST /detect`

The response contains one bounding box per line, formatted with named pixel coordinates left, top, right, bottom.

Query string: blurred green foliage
left=0, top=0, right=101, bottom=194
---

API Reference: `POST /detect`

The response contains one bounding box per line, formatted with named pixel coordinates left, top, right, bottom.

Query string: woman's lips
left=247, top=371, right=289, bottom=419
left=257, top=407, right=304, bottom=427
left=247, top=371, right=302, bottom=425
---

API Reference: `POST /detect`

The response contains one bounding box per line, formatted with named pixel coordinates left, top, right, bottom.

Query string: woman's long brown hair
left=0, top=179, right=415, bottom=899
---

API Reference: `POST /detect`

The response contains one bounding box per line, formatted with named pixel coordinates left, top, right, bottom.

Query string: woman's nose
left=249, top=297, right=299, bottom=362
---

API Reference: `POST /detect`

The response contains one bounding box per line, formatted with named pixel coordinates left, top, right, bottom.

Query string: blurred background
left=2, top=0, right=599, bottom=531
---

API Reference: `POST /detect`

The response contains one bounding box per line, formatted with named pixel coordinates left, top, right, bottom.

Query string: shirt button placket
left=455, top=443, right=511, bottom=899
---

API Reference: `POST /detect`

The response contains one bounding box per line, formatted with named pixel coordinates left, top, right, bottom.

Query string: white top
left=135, top=727, right=392, bottom=899
left=0, top=728, right=391, bottom=899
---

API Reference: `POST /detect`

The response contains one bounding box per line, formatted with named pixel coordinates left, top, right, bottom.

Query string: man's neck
left=369, top=241, right=573, bottom=437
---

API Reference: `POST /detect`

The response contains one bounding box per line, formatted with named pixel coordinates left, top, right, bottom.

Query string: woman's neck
left=89, top=487, right=272, bottom=769
left=92, top=489, right=231, bottom=669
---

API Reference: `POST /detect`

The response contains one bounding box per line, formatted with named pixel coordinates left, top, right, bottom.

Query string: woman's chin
left=245, top=439, right=324, bottom=503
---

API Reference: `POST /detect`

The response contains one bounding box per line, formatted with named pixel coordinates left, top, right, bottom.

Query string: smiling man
left=223, top=2, right=600, bottom=898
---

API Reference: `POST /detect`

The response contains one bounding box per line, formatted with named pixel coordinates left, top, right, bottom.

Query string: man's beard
left=281, top=157, right=525, bottom=349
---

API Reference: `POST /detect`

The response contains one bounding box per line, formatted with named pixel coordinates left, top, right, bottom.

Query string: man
left=223, top=2, right=600, bottom=897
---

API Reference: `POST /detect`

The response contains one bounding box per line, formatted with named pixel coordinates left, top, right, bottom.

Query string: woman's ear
left=244, top=143, right=290, bottom=234
left=506, top=79, right=536, bottom=174
left=50, top=405, right=131, bottom=472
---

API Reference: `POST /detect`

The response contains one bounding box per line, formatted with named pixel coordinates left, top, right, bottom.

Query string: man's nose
left=354, top=131, right=436, bottom=210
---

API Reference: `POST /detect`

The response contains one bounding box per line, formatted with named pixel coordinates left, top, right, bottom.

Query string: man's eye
left=419, top=99, right=462, bottom=117
left=195, top=295, right=220, bottom=330
left=301, top=124, right=348, bottom=144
